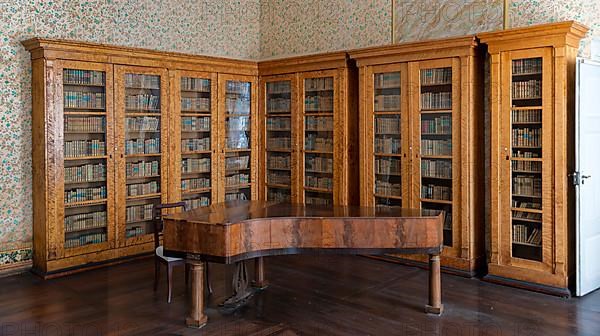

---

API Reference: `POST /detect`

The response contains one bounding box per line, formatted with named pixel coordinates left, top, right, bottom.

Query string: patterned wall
left=0, top=0, right=261, bottom=267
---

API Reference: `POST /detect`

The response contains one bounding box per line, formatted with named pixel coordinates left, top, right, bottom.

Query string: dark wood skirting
left=482, top=274, right=572, bottom=297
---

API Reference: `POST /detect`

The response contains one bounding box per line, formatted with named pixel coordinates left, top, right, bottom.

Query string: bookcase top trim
left=478, top=21, right=589, bottom=48
left=258, top=51, right=350, bottom=76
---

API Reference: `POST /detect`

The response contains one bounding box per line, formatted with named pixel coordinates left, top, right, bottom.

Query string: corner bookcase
left=24, top=38, right=258, bottom=277
left=480, top=21, right=588, bottom=295
left=258, top=53, right=359, bottom=206
left=350, top=36, right=485, bottom=276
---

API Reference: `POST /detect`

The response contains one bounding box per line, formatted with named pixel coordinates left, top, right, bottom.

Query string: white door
left=576, top=59, right=600, bottom=296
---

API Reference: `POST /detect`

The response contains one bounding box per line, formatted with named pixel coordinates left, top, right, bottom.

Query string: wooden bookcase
left=24, top=38, right=258, bottom=277
left=479, top=22, right=588, bottom=295
left=258, top=53, right=359, bottom=206
left=350, top=36, right=485, bottom=276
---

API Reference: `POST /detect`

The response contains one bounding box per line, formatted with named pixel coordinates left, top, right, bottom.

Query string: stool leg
left=154, top=258, right=160, bottom=291
left=167, top=263, right=174, bottom=304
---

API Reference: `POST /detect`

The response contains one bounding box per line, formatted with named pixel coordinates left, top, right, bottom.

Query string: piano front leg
left=186, top=260, right=208, bottom=328
left=425, top=253, right=444, bottom=315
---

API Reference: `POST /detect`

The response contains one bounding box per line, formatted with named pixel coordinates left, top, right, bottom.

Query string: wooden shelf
left=126, top=193, right=161, bottom=201
left=511, top=207, right=542, bottom=214
left=513, top=194, right=542, bottom=198
left=422, top=175, right=452, bottom=180
left=182, top=150, right=211, bottom=155
left=125, top=153, right=161, bottom=158
left=510, top=106, right=542, bottom=110
left=266, top=183, right=291, bottom=189
left=182, top=187, right=211, bottom=194
left=64, top=155, right=107, bottom=161
left=420, top=109, right=452, bottom=114
left=374, top=110, right=402, bottom=115
left=421, top=198, right=452, bottom=205
left=267, top=148, right=292, bottom=153
left=304, top=112, right=333, bottom=116
left=64, top=111, right=106, bottom=116
left=64, top=179, right=107, bottom=185
left=304, top=186, right=333, bottom=193
left=511, top=157, right=542, bottom=162
left=374, top=194, right=402, bottom=200
left=126, top=175, right=161, bottom=180
left=64, top=82, right=106, bottom=87
left=225, top=183, right=252, bottom=189
left=512, top=71, right=542, bottom=76
left=267, top=167, right=291, bottom=171
left=181, top=112, right=211, bottom=117
left=304, top=149, right=333, bottom=154
left=420, top=82, right=452, bottom=87
left=421, top=155, right=452, bottom=159
left=512, top=217, right=542, bottom=224
left=512, top=241, right=541, bottom=248
left=374, top=153, right=402, bottom=157
left=64, top=199, right=107, bottom=208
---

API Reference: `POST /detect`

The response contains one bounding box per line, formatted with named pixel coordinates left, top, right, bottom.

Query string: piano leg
left=186, top=260, right=208, bottom=328
left=425, top=254, right=444, bottom=315
left=254, top=257, right=269, bottom=289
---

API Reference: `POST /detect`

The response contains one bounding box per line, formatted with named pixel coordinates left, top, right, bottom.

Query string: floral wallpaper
left=0, top=0, right=260, bottom=265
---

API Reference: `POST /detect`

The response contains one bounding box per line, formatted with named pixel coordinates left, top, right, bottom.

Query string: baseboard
left=482, top=274, right=572, bottom=298
left=365, top=255, right=479, bottom=278
left=0, top=260, right=32, bottom=278
left=32, top=253, right=153, bottom=279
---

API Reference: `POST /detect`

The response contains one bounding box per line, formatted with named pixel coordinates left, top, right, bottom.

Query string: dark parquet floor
left=0, top=255, right=599, bottom=335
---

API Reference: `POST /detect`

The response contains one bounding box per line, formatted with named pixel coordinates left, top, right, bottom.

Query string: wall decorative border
left=0, top=247, right=32, bottom=266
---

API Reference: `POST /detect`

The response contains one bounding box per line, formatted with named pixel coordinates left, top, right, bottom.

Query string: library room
left=1, top=0, right=600, bottom=335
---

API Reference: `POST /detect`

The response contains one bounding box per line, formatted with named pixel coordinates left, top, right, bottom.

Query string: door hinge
left=570, top=171, right=581, bottom=186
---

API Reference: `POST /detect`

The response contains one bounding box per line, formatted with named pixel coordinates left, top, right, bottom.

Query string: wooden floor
left=1, top=255, right=599, bottom=335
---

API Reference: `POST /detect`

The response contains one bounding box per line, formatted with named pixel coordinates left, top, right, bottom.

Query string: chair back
left=152, top=202, right=187, bottom=249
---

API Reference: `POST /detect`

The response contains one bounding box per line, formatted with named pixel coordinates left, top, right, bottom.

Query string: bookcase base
left=366, top=254, right=484, bottom=278
left=482, top=274, right=571, bottom=298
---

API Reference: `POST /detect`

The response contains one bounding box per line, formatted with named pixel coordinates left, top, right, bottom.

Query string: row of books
left=374, top=94, right=401, bottom=112
left=64, top=69, right=104, bottom=86
left=512, top=58, right=542, bottom=75
left=182, top=138, right=210, bottom=152
left=65, top=116, right=105, bottom=133
left=268, top=154, right=291, bottom=169
left=65, top=232, right=107, bottom=248
left=306, top=176, right=333, bottom=190
left=512, top=150, right=540, bottom=159
left=267, top=117, right=291, bottom=130
left=375, top=180, right=401, bottom=196
left=268, top=171, right=291, bottom=185
left=421, top=139, right=452, bottom=156
left=512, top=160, right=542, bottom=173
left=181, top=77, right=210, bottom=92
left=375, top=158, right=401, bottom=175
left=267, top=98, right=291, bottom=113
left=226, top=135, right=250, bottom=150
left=126, top=117, right=160, bottom=132
left=513, top=225, right=542, bottom=246
left=512, top=109, right=542, bottom=123
left=182, top=117, right=210, bottom=132
left=374, top=73, right=401, bottom=89
left=64, top=211, right=106, bottom=233
left=375, top=137, right=401, bottom=154
left=306, top=116, right=333, bottom=131
left=226, top=156, right=250, bottom=171
left=512, top=200, right=541, bottom=210
left=422, top=159, right=452, bottom=179
left=126, top=226, right=145, bottom=238
left=125, top=74, right=160, bottom=89
left=513, top=210, right=542, bottom=221
left=127, top=181, right=159, bottom=197
left=306, top=195, right=333, bottom=206
left=267, top=137, right=291, bottom=150
left=225, top=173, right=250, bottom=186
left=420, top=68, right=452, bottom=86
left=305, top=136, right=333, bottom=152
left=305, top=77, right=334, bottom=91
left=268, top=189, right=291, bottom=202
left=422, top=116, right=452, bottom=135
left=226, top=81, right=251, bottom=96
left=64, top=92, right=105, bottom=109
left=305, top=96, right=333, bottom=112
left=422, top=184, right=451, bottom=201
left=225, top=192, right=249, bottom=201
left=64, top=140, right=106, bottom=158
left=421, top=92, right=452, bottom=110
left=65, top=186, right=107, bottom=204
left=126, top=203, right=154, bottom=223
left=125, top=94, right=160, bottom=111
left=182, top=158, right=211, bottom=174
left=512, top=128, right=541, bottom=148
left=126, top=160, right=159, bottom=178
left=512, top=80, right=541, bottom=99
left=375, top=117, right=400, bottom=134
left=181, top=97, right=210, bottom=112
left=125, top=138, right=160, bottom=155
left=305, top=156, right=333, bottom=173
left=512, top=176, right=542, bottom=197
left=226, top=97, right=250, bottom=114
left=267, top=81, right=291, bottom=94
left=185, top=197, right=210, bottom=209
left=182, top=177, right=210, bottom=191
left=65, top=163, right=106, bottom=183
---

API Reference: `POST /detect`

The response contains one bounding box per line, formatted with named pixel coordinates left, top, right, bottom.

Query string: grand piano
left=163, top=200, right=445, bottom=328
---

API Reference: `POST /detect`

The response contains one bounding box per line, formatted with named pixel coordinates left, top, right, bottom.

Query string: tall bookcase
left=480, top=21, right=588, bottom=295
left=258, top=53, right=359, bottom=206
left=350, top=36, right=485, bottom=276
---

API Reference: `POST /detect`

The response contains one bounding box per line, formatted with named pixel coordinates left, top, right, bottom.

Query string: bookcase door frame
left=361, top=63, right=410, bottom=207
left=259, top=74, right=299, bottom=203
left=217, top=73, right=259, bottom=202
left=55, top=60, right=115, bottom=258
left=169, top=70, right=219, bottom=206
left=409, top=58, right=462, bottom=254
left=114, top=65, right=170, bottom=248
left=298, top=69, right=340, bottom=205
left=499, top=48, right=554, bottom=273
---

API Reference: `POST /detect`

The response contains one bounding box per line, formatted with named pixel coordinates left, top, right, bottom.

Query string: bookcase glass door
left=266, top=80, right=292, bottom=202
left=62, top=67, right=109, bottom=250
left=224, top=80, right=252, bottom=201
left=180, top=76, right=212, bottom=209
left=123, top=72, right=163, bottom=240
left=419, top=66, right=453, bottom=246
left=373, top=71, right=402, bottom=209
left=304, top=77, right=334, bottom=206
left=510, top=57, right=543, bottom=262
